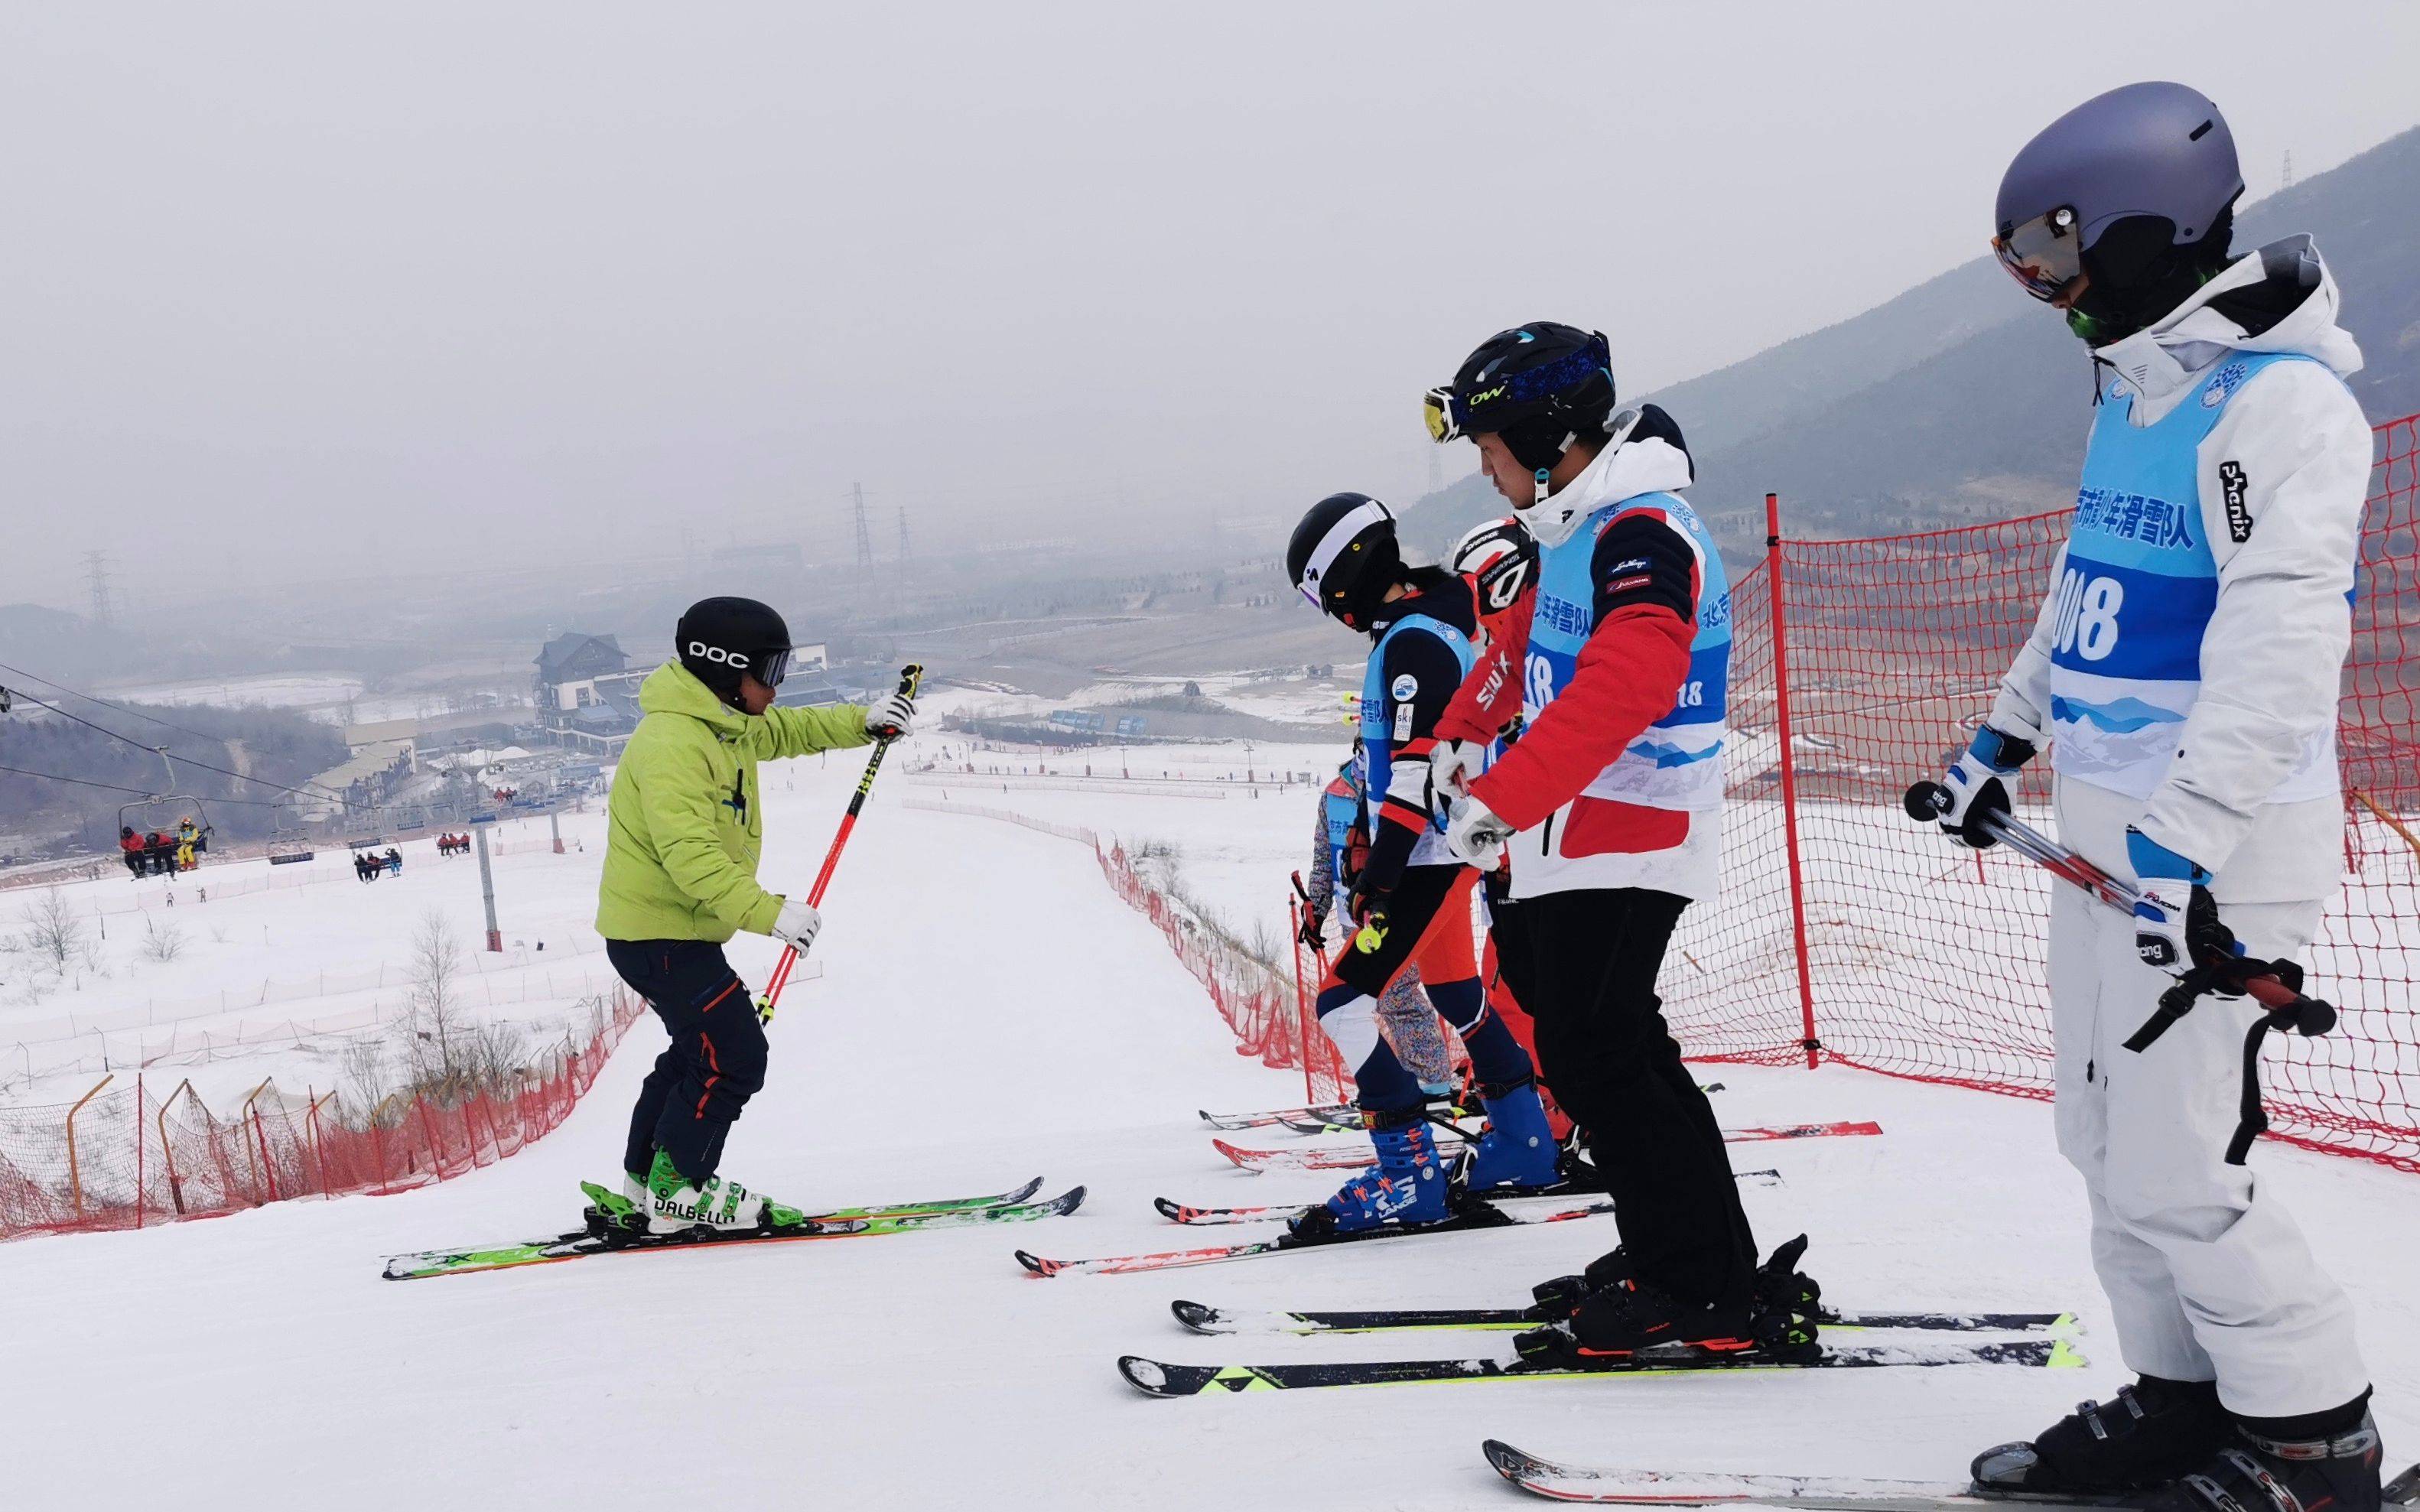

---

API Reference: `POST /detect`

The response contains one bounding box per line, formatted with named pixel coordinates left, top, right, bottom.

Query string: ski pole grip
left=2245, top=975, right=2337, bottom=1036
left=1902, top=780, right=1951, bottom=823
left=873, top=663, right=925, bottom=741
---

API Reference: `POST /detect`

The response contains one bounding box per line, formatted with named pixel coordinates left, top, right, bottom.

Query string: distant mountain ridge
left=1402, top=125, right=2420, bottom=561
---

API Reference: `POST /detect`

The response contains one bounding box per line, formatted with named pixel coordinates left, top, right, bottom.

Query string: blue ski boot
left=1465, top=1078, right=1563, bottom=1192
left=1288, top=1111, right=1449, bottom=1239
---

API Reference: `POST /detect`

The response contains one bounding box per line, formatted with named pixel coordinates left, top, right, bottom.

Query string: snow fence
left=0, top=985, right=645, bottom=1239
left=932, top=415, right=2420, bottom=1176
left=1656, top=411, right=2420, bottom=1175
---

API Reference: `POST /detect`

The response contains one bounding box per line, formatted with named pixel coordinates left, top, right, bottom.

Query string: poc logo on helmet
left=688, top=642, right=750, bottom=669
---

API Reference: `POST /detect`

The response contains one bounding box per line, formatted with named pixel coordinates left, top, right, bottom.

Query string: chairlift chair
left=114, top=748, right=214, bottom=868
left=267, top=801, right=316, bottom=866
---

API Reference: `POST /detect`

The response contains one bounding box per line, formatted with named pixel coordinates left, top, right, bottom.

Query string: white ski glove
left=1444, top=794, right=1516, bottom=869
left=1430, top=738, right=1488, bottom=801
left=864, top=691, right=919, bottom=740
left=771, top=898, right=822, bottom=954
left=1932, top=727, right=2035, bottom=850
left=2126, top=828, right=2213, bottom=980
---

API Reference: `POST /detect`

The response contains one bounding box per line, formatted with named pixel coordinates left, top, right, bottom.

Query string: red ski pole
left=756, top=664, right=924, bottom=1022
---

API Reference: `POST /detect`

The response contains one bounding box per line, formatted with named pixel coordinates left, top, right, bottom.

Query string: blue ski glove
left=1934, top=727, right=2035, bottom=849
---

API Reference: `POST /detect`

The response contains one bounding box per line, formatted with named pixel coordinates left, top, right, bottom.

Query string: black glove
left=1296, top=903, right=1328, bottom=949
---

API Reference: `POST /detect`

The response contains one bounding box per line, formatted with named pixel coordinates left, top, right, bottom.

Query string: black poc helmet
left=1426, top=323, right=1617, bottom=473
left=1995, top=82, right=2243, bottom=341
left=1286, top=493, right=1400, bottom=632
left=675, top=596, right=795, bottom=707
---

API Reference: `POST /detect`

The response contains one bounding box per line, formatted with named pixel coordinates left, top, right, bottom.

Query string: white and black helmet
left=1449, top=516, right=1537, bottom=616
left=1286, top=493, right=1399, bottom=632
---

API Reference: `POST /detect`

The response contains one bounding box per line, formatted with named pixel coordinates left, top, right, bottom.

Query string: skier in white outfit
left=1927, top=83, right=2385, bottom=1512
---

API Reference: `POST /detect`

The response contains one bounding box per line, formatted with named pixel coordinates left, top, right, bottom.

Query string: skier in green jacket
left=597, top=597, right=918, bottom=1233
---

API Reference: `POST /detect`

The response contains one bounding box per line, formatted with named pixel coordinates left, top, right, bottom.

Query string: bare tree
left=405, top=909, right=466, bottom=1090
left=19, top=889, right=84, bottom=971
left=141, top=916, right=187, bottom=963
left=464, top=1019, right=531, bottom=1098
left=337, top=1032, right=391, bottom=1121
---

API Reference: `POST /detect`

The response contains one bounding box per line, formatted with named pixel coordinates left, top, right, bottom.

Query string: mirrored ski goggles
left=1994, top=205, right=2083, bottom=302
left=753, top=647, right=793, bottom=688
left=1422, top=386, right=1461, bottom=444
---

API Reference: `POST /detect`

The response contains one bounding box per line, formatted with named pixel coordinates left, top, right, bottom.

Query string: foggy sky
left=5, top=2, right=2418, bottom=603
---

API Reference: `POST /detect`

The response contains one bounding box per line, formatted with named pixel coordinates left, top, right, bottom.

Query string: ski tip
left=1152, top=1196, right=1186, bottom=1221
left=1116, top=1355, right=1166, bottom=1395
left=1480, top=1439, right=1542, bottom=1484
left=2048, top=1337, right=2090, bottom=1369
left=1004, top=1175, right=1046, bottom=1205
left=1054, top=1185, right=1089, bottom=1215
left=1169, top=1299, right=1218, bottom=1332
left=1013, top=1248, right=1063, bottom=1277
left=1207, top=1136, right=1268, bottom=1173
left=2051, top=1310, right=2085, bottom=1336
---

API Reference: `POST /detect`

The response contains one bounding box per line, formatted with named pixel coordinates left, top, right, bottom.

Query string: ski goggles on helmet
left=1422, top=386, right=1461, bottom=443
left=753, top=646, right=792, bottom=688
left=1993, top=205, right=2084, bottom=301
left=1423, top=332, right=1612, bottom=442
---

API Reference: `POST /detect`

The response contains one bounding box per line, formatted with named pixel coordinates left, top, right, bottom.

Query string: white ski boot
left=646, top=1149, right=773, bottom=1234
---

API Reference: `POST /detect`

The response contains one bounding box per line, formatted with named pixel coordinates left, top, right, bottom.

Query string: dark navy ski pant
left=607, top=939, right=769, bottom=1184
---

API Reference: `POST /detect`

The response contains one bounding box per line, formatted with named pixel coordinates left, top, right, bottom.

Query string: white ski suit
left=1987, top=237, right=2370, bottom=1416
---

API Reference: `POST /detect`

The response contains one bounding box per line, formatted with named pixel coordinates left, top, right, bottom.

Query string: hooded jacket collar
left=1518, top=404, right=1696, bottom=548
left=2092, top=236, right=2364, bottom=424
left=638, top=662, right=749, bottom=737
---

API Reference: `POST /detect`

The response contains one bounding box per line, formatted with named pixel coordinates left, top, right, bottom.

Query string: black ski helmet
left=1426, top=323, right=1616, bottom=473
left=1995, top=82, right=2243, bottom=340
left=1286, top=493, right=1400, bottom=632
left=675, top=596, right=795, bottom=707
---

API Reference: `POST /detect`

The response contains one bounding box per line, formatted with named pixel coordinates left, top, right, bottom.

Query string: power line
left=0, top=762, right=162, bottom=798
left=0, top=658, right=245, bottom=746
left=0, top=762, right=291, bottom=806
left=0, top=682, right=356, bottom=806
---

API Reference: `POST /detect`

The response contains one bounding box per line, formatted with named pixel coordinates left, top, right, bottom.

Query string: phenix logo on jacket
left=1989, top=235, right=2370, bottom=902
left=1444, top=405, right=1729, bottom=901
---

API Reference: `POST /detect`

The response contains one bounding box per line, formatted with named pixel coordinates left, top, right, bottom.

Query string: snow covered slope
left=0, top=743, right=2412, bottom=1508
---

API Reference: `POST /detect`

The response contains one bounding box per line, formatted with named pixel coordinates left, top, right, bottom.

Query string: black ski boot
left=1514, top=1276, right=1756, bottom=1366
left=2130, top=1407, right=2388, bottom=1512
left=1531, top=1235, right=1820, bottom=1361
left=1973, top=1377, right=2231, bottom=1497
left=1529, top=1242, right=1639, bottom=1321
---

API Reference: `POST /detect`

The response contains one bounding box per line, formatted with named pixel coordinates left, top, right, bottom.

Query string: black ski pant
left=607, top=939, right=769, bottom=1185
left=1517, top=887, right=1757, bottom=1310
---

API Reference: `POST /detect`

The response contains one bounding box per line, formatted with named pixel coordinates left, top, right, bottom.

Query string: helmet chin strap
left=1531, top=431, right=1576, bottom=509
